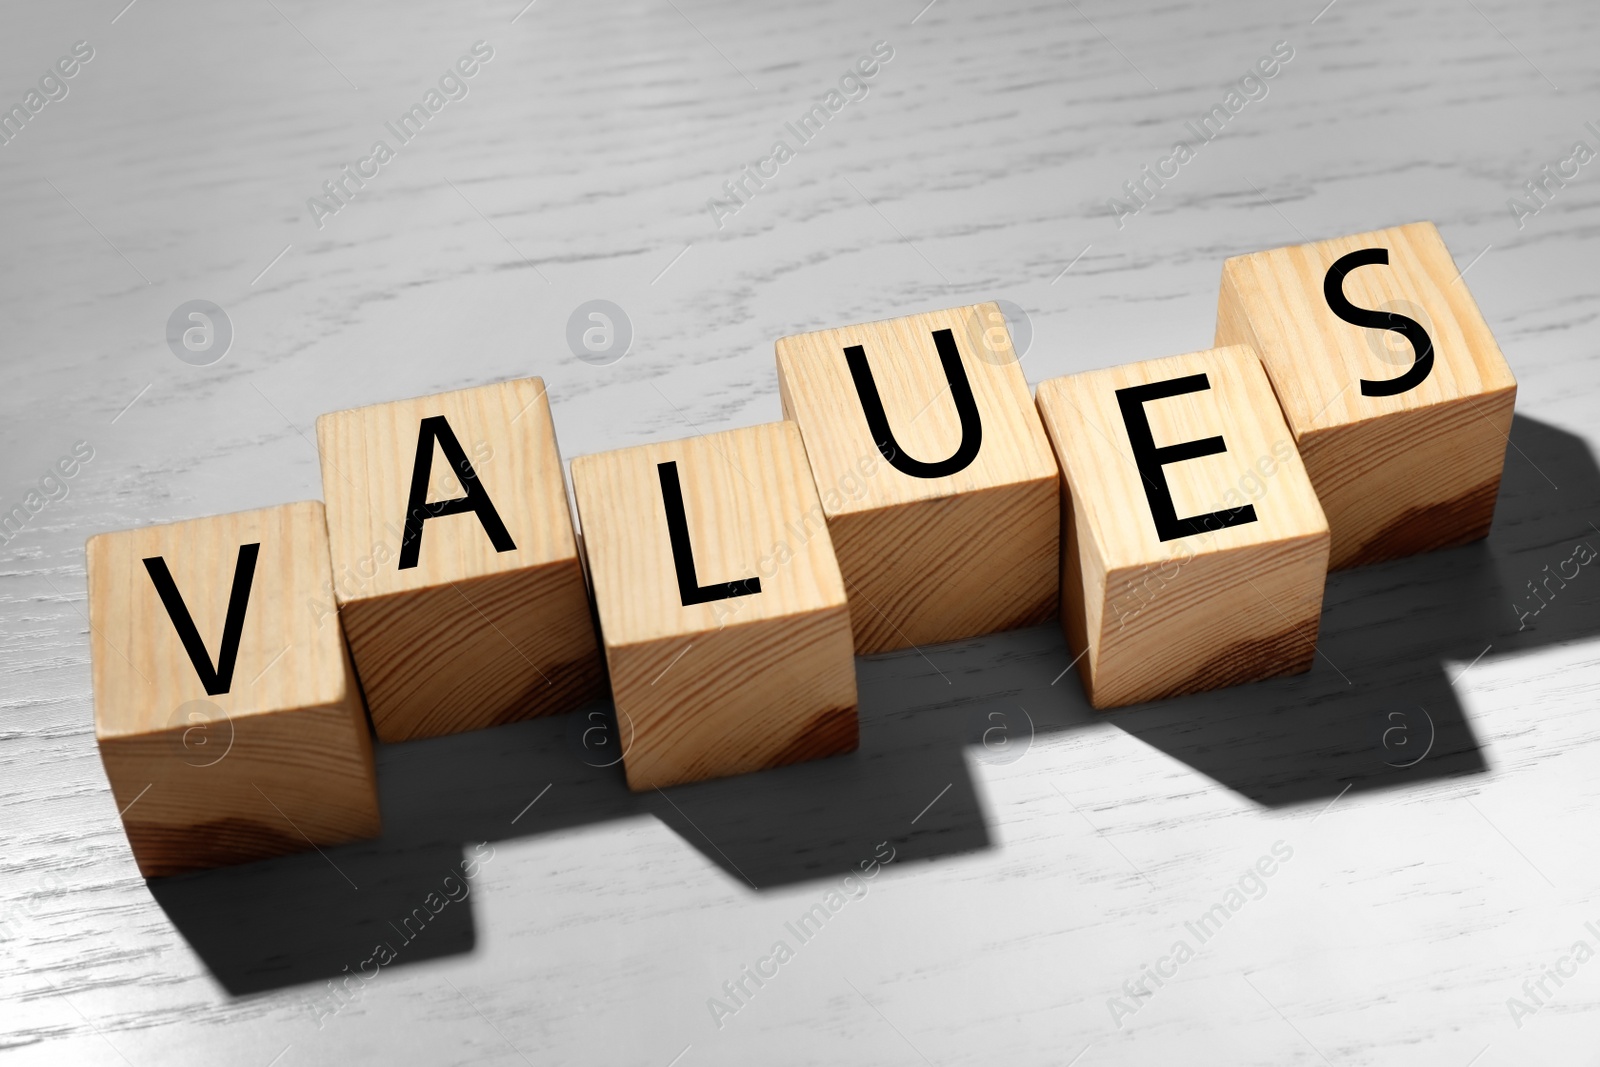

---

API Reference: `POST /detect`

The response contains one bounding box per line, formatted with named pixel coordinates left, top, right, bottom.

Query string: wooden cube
left=86, top=502, right=380, bottom=878
left=570, top=421, right=858, bottom=790
left=1216, top=221, right=1517, bottom=568
left=316, top=378, right=604, bottom=742
left=775, top=302, right=1060, bottom=654
left=1035, top=346, right=1330, bottom=709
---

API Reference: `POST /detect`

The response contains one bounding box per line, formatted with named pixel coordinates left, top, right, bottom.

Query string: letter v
left=142, top=543, right=260, bottom=695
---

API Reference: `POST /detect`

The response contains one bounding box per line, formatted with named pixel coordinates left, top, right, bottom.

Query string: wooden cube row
left=88, top=221, right=1516, bottom=876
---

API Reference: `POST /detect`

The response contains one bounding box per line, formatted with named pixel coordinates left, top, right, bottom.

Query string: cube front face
left=1217, top=221, right=1517, bottom=568
left=570, top=421, right=858, bottom=790
left=86, top=502, right=379, bottom=877
left=1036, top=347, right=1330, bottom=709
left=316, top=377, right=604, bottom=741
left=776, top=302, right=1060, bottom=653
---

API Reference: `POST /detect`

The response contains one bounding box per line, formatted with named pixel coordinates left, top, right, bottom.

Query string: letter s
left=1323, top=248, right=1434, bottom=397
left=471, top=40, right=494, bottom=61
left=72, top=40, right=95, bottom=61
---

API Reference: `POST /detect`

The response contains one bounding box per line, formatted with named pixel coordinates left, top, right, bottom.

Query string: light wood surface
left=316, top=377, right=604, bottom=741
left=1217, top=221, right=1519, bottom=568
left=1036, top=346, right=1329, bottom=708
left=7, top=1, right=1600, bottom=1063
left=86, top=502, right=379, bottom=876
left=571, top=421, right=857, bottom=790
left=776, top=302, right=1059, bottom=653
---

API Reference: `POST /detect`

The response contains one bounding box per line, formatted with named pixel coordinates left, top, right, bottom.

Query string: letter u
left=844, top=328, right=981, bottom=479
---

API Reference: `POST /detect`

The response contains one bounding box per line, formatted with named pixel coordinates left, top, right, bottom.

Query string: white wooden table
left=4, top=0, right=1599, bottom=1063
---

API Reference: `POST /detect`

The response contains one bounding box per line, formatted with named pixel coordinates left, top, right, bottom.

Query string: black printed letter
left=845, top=328, right=982, bottom=478
left=656, top=461, right=761, bottom=607
left=142, top=543, right=259, bottom=695
left=1323, top=247, right=1435, bottom=397
left=399, top=415, right=516, bottom=570
left=1115, top=374, right=1258, bottom=542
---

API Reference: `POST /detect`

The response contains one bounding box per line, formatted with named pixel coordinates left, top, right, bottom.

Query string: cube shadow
left=150, top=416, right=1589, bottom=996
left=1107, top=415, right=1594, bottom=804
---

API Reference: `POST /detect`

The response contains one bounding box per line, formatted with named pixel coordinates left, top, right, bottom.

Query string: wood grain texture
left=316, top=377, right=604, bottom=741
left=5, top=1, right=1600, bottom=1063
left=1216, top=221, right=1518, bottom=568
left=1036, top=346, right=1329, bottom=708
left=86, top=502, right=379, bottom=876
left=776, top=302, right=1059, bottom=653
left=570, top=421, right=857, bottom=790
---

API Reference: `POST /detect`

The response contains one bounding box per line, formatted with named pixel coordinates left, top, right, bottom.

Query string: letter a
left=398, top=415, right=516, bottom=570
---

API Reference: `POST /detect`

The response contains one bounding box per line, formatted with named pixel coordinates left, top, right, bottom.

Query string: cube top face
left=315, top=377, right=576, bottom=605
left=1219, top=221, right=1517, bottom=440
left=775, top=302, right=1058, bottom=517
left=570, top=421, right=848, bottom=648
left=86, top=501, right=349, bottom=740
left=1036, top=346, right=1328, bottom=575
